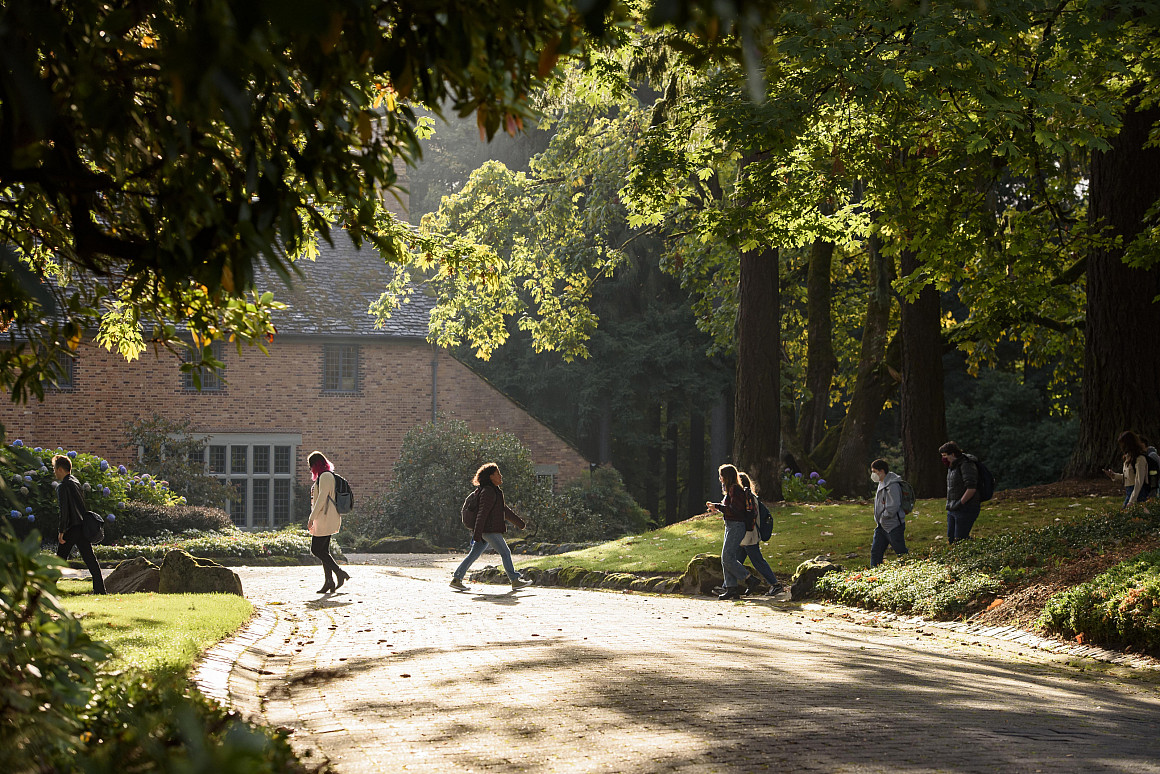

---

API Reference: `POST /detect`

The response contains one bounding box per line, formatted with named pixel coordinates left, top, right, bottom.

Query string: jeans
left=735, top=543, right=782, bottom=590
left=870, top=524, right=908, bottom=567
left=311, top=535, right=345, bottom=584
left=947, top=501, right=981, bottom=544
left=454, top=533, right=519, bottom=582
left=57, top=528, right=105, bottom=594
left=720, top=521, right=750, bottom=588
left=1123, top=485, right=1152, bottom=508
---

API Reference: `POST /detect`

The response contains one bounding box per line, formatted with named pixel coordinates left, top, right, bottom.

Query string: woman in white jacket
left=870, top=459, right=909, bottom=568
left=308, top=450, right=350, bottom=594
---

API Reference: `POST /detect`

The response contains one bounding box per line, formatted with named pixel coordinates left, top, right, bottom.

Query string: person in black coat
left=54, top=455, right=105, bottom=594
left=449, top=463, right=531, bottom=591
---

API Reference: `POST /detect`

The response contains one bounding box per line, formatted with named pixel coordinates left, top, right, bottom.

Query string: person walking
left=736, top=473, right=791, bottom=601
left=53, top=454, right=105, bottom=594
left=869, top=459, right=909, bottom=567
left=1103, top=430, right=1153, bottom=508
left=450, top=463, right=532, bottom=591
left=940, top=441, right=980, bottom=544
left=706, top=463, right=752, bottom=600
left=307, top=451, right=350, bottom=594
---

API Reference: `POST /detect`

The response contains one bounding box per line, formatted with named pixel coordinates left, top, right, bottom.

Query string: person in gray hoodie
left=870, top=459, right=908, bottom=568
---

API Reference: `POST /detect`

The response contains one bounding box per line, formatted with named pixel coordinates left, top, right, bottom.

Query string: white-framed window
left=192, top=433, right=300, bottom=529
left=182, top=341, right=225, bottom=391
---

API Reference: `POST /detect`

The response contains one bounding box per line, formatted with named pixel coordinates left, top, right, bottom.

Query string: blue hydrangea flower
left=107, top=514, right=115, bottom=522
left=9, top=510, right=19, bottom=519
left=12, top=439, right=22, bottom=447
left=100, top=460, right=109, bottom=472
left=810, top=471, right=819, bottom=479
left=818, top=479, right=827, bottom=486
left=34, top=447, right=42, bottom=452
left=23, top=476, right=32, bottom=483
left=141, top=474, right=151, bottom=481
left=118, top=502, right=126, bottom=509
left=27, top=513, right=34, bottom=521
left=24, top=507, right=32, bottom=514
left=795, top=472, right=803, bottom=478
left=118, top=465, right=127, bottom=474
left=67, top=450, right=77, bottom=458
left=102, top=487, right=111, bottom=496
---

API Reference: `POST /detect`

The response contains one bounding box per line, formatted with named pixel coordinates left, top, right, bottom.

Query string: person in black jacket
left=53, top=455, right=105, bottom=594
left=450, top=463, right=531, bottom=591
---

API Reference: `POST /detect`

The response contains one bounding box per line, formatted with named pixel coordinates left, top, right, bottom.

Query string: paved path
left=199, top=558, right=1160, bottom=774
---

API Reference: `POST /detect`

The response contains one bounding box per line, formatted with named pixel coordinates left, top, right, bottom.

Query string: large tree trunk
left=898, top=248, right=947, bottom=496
left=825, top=234, right=895, bottom=496
left=799, top=237, right=837, bottom=453
left=688, top=410, right=706, bottom=513
left=644, top=404, right=661, bottom=520
left=1066, top=102, right=1160, bottom=478
left=734, top=244, right=783, bottom=500
left=664, top=409, right=679, bottom=523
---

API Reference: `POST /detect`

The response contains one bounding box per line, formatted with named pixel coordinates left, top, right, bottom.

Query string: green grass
left=57, top=580, right=253, bottom=674
left=518, top=495, right=1120, bottom=577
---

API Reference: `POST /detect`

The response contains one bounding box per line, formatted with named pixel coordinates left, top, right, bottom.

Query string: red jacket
left=714, top=483, right=754, bottom=528
left=473, top=485, right=525, bottom=541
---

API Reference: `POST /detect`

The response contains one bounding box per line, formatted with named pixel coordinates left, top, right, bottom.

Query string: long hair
left=1118, top=431, right=1146, bottom=461
left=473, top=462, right=499, bottom=487
left=718, top=463, right=740, bottom=493
left=738, top=471, right=758, bottom=494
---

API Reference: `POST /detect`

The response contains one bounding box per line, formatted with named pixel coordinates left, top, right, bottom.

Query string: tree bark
left=825, top=234, right=895, bottom=496
left=799, top=237, right=837, bottom=453
left=664, top=408, right=679, bottom=523
left=898, top=248, right=948, bottom=496
left=688, top=410, right=706, bottom=513
left=644, top=403, right=661, bottom=521
left=733, top=244, right=783, bottom=500
left=1066, top=102, right=1160, bottom=477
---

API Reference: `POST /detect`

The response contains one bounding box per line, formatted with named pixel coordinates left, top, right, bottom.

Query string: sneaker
left=767, top=588, right=792, bottom=602
left=511, top=578, right=532, bottom=590
left=717, top=587, right=743, bottom=600
left=449, top=577, right=468, bottom=591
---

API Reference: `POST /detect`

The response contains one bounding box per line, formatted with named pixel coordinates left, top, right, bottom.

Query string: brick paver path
left=208, top=560, right=1160, bottom=773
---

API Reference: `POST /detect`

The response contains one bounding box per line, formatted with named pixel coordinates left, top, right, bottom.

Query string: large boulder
left=158, top=550, right=243, bottom=595
left=104, top=557, right=160, bottom=594
left=789, top=555, right=844, bottom=600
left=678, top=553, right=725, bottom=596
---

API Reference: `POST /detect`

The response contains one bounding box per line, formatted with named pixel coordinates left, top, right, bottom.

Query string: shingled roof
left=259, top=230, right=434, bottom=339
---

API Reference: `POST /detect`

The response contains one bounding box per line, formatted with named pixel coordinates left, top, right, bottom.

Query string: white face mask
left=870, top=472, right=882, bottom=484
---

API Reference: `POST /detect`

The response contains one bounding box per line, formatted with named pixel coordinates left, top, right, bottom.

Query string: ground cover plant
left=57, top=580, right=253, bottom=673
left=1039, top=550, right=1160, bottom=654
left=89, top=527, right=339, bottom=563
left=517, top=496, right=1117, bottom=580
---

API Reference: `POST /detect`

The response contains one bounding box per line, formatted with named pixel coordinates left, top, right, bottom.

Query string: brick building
left=1, top=232, right=590, bottom=529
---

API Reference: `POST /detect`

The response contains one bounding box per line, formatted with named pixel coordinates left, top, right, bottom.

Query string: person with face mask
left=870, top=459, right=908, bottom=567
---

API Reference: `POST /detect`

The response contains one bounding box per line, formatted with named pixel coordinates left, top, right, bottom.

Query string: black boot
left=317, top=576, right=336, bottom=594
left=335, top=569, right=351, bottom=590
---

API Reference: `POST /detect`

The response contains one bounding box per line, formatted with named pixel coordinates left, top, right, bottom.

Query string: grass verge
left=57, top=579, right=253, bottom=673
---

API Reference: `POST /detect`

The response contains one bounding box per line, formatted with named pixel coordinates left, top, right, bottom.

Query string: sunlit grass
left=57, top=580, right=252, bottom=674
left=519, top=496, right=1120, bottom=578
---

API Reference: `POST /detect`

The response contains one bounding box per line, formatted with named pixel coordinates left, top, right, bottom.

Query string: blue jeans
left=947, top=501, right=981, bottom=544
left=454, top=533, right=519, bottom=582
left=735, top=543, right=782, bottom=589
left=1123, top=485, right=1152, bottom=508
left=870, top=524, right=908, bottom=567
left=720, top=521, right=750, bottom=588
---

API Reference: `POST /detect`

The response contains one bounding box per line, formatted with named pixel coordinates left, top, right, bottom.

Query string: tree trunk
left=825, top=234, right=895, bottom=496
left=644, top=403, right=661, bottom=520
left=688, top=410, right=706, bottom=514
left=898, top=248, right=947, bottom=496
left=710, top=392, right=729, bottom=493
left=799, top=237, right=836, bottom=453
left=733, top=244, right=783, bottom=500
left=665, top=409, right=679, bottom=523
left=1066, top=102, right=1160, bottom=477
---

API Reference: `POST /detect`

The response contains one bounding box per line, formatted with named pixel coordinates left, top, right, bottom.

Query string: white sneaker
left=767, top=589, right=792, bottom=602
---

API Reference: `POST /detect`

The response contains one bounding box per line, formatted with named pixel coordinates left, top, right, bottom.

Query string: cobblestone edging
left=192, top=604, right=279, bottom=709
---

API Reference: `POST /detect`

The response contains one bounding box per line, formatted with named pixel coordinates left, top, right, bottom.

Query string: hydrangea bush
left=781, top=469, right=831, bottom=502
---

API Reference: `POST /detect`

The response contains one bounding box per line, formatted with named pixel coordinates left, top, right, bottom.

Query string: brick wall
left=0, top=338, right=590, bottom=498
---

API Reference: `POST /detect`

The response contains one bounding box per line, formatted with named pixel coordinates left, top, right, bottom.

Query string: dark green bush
left=1039, top=551, right=1160, bottom=653
left=102, top=502, right=233, bottom=543
left=554, top=467, right=652, bottom=538
left=125, top=414, right=236, bottom=508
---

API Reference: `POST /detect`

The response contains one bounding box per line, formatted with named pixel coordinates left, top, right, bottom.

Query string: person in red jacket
left=706, top=463, right=752, bottom=600
left=450, top=463, right=532, bottom=591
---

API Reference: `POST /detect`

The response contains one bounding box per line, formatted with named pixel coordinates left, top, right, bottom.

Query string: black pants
left=311, top=535, right=344, bottom=583
left=57, top=528, right=105, bottom=594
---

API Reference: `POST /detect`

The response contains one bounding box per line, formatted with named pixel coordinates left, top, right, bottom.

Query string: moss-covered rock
left=678, top=553, right=725, bottom=596
left=789, top=555, right=843, bottom=600
left=104, top=556, right=160, bottom=594
left=157, top=550, right=243, bottom=595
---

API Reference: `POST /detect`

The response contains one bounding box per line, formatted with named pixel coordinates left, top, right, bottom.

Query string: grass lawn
left=518, top=495, right=1120, bottom=578
left=57, top=580, right=253, bottom=674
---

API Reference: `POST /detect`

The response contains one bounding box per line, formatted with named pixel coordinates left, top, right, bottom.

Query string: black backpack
left=328, top=472, right=354, bottom=514
left=745, top=490, right=774, bottom=541
left=83, top=510, right=105, bottom=544
left=461, top=487, right=482, bottom=530
left=965, top=454, right=996, bottom=502
left=1143, top=450, right=1160, bottom=490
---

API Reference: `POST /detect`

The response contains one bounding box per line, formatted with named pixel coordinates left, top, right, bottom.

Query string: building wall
left=0, top=338, right=589, bottom=501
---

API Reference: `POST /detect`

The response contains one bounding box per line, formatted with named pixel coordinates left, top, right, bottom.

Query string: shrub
left=125, top=414, right=236, bottom=507
left=92, top=528, right=334, bottom=562
left=102, top=502, right=233, bottom=544
left=781, top=469, right=831, bottom=502
left=3, top=443, right=181, bottom=543
left=0, top=520, right=108, bottom=772
left=1039, top=551, right=1160, bottom=653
